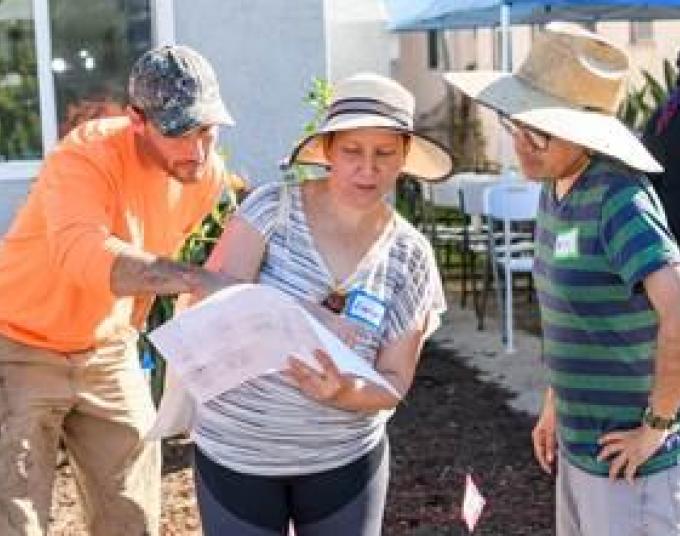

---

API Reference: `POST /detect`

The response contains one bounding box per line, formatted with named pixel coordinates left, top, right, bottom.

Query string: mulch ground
left=49, top=341, right=554, bottom=535
left=384, top=342, right=554, bottom=535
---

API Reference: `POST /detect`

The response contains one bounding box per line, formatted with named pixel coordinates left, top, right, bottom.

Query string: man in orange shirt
left=0, top=45, right=234, bottom=536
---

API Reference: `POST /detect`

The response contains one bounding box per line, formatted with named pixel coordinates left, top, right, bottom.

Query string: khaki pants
left=0, top=335, right=160, bottom=536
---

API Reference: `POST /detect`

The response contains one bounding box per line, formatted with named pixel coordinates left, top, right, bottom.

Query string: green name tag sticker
left=555, top=228, right=579, bottom=259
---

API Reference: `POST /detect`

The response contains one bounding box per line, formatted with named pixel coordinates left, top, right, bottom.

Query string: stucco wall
left=325, top=0, right=394, bottom=81
left=174, top=0, right=327, bottom=186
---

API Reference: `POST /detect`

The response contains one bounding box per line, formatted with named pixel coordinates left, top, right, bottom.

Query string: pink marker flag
left=462, top=473, right=486, bottom=533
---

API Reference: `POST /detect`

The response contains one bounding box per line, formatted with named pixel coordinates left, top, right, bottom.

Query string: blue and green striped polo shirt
left=534, top=157, right=680, bottom=477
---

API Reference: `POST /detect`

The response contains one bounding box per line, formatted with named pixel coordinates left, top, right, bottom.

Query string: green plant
left=618, top=58, right=678, bottom=132
left=303, top=77, right=333, bottom=136
left=0, top=21, right=42, bottom=160
left=288, top=77, right=333, bottom=183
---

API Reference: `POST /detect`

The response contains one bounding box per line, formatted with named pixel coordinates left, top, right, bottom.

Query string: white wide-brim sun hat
left=287, top=73, right=454, bottom=181
left=443, top=22, right=661, bottom=173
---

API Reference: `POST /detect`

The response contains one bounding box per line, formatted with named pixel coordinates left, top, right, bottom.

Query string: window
left=581, top=20, right=597, bottom=32
left=0, top=0, right=171, bottom=181
left=50, top=0, right=152, bottom=138
left=630, top=21, right=654, bottom=45
left=0, top=1, right=41, bottom=162
left=427, top=29, right=439, bottom=69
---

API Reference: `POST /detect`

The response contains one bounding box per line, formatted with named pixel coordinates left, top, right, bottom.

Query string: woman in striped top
left=191, top=73, right=453, bottom=535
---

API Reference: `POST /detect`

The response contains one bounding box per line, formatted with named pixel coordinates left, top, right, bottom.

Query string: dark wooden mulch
left=384, top=342, right=555, bottom=536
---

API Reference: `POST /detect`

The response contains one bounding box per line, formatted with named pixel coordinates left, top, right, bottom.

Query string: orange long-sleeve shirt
left=0, top=117, right=224, bottom=352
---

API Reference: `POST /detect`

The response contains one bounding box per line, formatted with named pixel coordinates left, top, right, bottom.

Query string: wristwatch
left=642, top=406, right=679, bottom=432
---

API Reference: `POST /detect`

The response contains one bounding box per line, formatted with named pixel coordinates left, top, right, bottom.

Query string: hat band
left=325, top=98, right=413, bottom=129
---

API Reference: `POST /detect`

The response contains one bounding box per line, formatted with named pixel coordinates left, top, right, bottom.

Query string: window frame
left=427, top=29, right=439, bottom=70
left=0, top=0, right=175, bottom=182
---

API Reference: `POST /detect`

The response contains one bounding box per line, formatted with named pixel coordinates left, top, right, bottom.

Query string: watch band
left=642, top=406, right=678, bottom=431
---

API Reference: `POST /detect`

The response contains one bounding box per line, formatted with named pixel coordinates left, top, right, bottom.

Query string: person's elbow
left=647, top=264, right=680, bottom=341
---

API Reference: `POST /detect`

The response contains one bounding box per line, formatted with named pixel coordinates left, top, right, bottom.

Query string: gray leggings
left=194, top=438, right=389, bottom=536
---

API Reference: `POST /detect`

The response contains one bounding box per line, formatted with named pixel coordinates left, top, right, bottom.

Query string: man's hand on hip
left=597, top=425, right=668, bottom=483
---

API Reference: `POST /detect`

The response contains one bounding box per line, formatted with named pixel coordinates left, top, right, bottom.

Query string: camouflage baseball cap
left=128, top=45, right=233, bottom=137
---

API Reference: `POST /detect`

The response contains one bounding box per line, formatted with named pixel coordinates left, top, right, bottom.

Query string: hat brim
left=196, top=98, right=234, bottom=127
left=288, top=115, right=454, bottom=181
left=443, top=71, right=661, bottom=173
left=153, top=98, right=234, bottom=137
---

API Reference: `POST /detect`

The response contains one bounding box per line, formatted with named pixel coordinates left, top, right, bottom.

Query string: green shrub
left=618, top=58, right=678, bottom=132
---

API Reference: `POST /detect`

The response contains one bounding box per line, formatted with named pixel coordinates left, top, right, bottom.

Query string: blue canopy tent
left=385, top=1, right=680, bottom=32
left=384, top=0, right=680, bottom=352
left=385, top=0, right=680, bottom=70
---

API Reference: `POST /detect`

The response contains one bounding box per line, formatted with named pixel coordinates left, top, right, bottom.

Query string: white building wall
left=397, top=32, right=446, bottom=117
left=324, top=0, right=393, bottom=81
left=174, top=0, right=327, bottom=186
left=0, top=181, right=32, bottom=235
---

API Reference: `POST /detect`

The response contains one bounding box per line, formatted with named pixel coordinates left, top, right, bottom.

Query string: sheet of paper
left=148, top=284, right=397, bottom=402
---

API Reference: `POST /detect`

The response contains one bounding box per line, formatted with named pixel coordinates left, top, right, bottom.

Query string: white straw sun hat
left=288, top=72, right=454, bottom=181
left=443, top=22, right=661, bottom=173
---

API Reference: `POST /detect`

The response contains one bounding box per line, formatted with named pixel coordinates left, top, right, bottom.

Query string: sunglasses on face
left=498, top=114, right=552, bottom=152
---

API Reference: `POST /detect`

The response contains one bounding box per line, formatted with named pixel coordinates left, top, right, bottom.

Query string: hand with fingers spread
left=532, top=388, right=557, bottom=475
left=597, top=425, right=668, bottom=483
left=288, top=350, right=352, bottom=403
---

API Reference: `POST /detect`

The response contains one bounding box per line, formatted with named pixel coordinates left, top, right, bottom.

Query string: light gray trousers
left=557, top=454, right=680, bottom=536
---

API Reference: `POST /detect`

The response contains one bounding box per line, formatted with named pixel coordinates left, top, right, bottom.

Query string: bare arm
left=173, top=216, right=267, bottom=314
left=109, top=238, right=238, bottom=299
left=203, top=216, right=266, bottom=279
left=598, top=263, right=680, bottom=481
left=646, top=263, right=680, bottom=417
left=288, top=326, right=426, bottom=412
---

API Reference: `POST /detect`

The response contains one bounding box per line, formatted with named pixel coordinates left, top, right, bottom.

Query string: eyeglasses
left=498, top=114, right=552, bottom=152
left=321, top=289, right=347, bottom=314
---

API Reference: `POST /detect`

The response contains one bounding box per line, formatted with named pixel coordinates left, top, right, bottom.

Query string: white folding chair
left=479, top=181, right=541, bottom=353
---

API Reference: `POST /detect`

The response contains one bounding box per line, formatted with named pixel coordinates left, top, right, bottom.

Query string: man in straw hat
left=0, top=45, right=235, bottom=535
left=445, top=23, right=680, bottom=535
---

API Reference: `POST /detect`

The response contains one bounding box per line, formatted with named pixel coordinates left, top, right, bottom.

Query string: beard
left=166, top=159, right=207, bottom=183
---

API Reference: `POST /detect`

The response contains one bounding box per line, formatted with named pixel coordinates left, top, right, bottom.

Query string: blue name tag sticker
left=344, top=290, right=386, bottom=330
